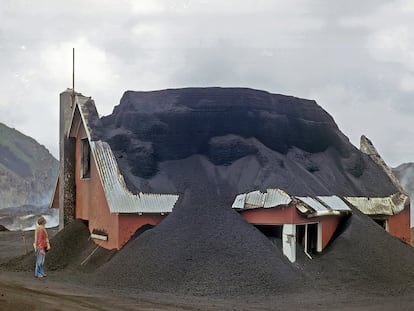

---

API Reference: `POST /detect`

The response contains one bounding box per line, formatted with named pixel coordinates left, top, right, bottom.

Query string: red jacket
left=36, top=227, right=48, bottom=249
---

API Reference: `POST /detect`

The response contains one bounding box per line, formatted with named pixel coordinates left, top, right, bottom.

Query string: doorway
left=297, top=223, right=319, bottom=255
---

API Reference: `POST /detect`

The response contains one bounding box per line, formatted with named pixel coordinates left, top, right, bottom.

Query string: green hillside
left=0, top=122, right=58, bottom=209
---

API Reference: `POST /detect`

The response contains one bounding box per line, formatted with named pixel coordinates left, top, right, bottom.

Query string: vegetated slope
left=393, top=162, right=414, bottom=226
left=0, top=122, right=58, bottom=209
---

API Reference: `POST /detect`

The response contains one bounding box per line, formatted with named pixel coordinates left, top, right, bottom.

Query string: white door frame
left=282, top=224, right=296, bottom=262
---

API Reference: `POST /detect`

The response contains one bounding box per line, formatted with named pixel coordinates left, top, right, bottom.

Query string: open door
left=282, top=224, right=296, bottom=262
left=296, top=222, right=322, bottom=259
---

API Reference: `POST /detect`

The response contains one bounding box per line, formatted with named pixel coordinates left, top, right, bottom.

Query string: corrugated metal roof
left=91, top=140, right=179, bottom=214
left=317, top=196, right=352, bottom=212
left=232, top=189, right=352, bottom=217
left=344, top=193, right=408, bottom=216
left=233, top=188, right=406, bottom=218
left=232, top=189, right=291, bottom=210
left=344, top=197, right=393, bottom=216
left=245, top=190, right=266, bottom=208
left=232, top=193, right=246, bottom=209
left=264, top=189, right=292, bottom=207
left=296, top=197, right=328, bottom=212
left=295, top=196, right=351, bottom=217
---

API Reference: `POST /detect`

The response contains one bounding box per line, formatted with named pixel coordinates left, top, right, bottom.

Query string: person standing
left=33, top=216, right=50, bottom=278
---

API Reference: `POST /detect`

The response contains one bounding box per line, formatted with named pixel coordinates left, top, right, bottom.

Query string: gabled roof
left=67, top=94, right=179, bottom=214
left=68, top=94, right=96, bottom=141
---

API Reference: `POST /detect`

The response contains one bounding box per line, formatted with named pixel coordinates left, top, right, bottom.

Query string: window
left=373, top=218, right=388, bottom=231
left=81, top=138, right=91, bottom=178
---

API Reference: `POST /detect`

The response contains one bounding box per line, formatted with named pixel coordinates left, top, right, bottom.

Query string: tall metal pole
left=72, top=47, right=75, bottom=91
left=71, top=48, right=75, bottom=108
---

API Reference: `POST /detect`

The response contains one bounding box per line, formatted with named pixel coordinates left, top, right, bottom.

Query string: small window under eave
left=81, top=138, right=91, bottom=179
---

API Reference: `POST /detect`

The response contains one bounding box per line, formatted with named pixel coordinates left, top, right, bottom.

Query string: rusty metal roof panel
left=245, top=190, right=266, bottom=207
left=232, top=189, right=292, bottom=210
left=91, top=141, right=178, bottom=214
left=344, top=197, right=393, bottom=215
left=232, top=193, right=247, bottom=209
left=317, top=196, right=352, bottom=212
left=344, top=193, right=408, bottom=216
left=264, top=189, right=292, bottom=207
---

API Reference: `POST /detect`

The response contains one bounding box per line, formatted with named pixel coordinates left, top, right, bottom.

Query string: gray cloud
left=0, top=0, right=413, bottom=167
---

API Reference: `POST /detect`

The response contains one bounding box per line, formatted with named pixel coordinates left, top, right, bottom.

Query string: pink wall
left=118, top=214, right=165, bottom=248
left=320, top=216, right=341, bottom=249
left=73, top=122, right=167, bottom=250
left=239, top=206, right=343, bottom=251
left=74, top=123, right=120, bottom=249
left=388, top=207, right=411, bottom=244
left=240, top=205, right=316, bottom=225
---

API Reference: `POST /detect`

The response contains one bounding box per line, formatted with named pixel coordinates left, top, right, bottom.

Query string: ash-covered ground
left=2, top=88, right=413, bottom=309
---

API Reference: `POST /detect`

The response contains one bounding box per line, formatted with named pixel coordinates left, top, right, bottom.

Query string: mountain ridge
left=0, top=122, right=58, bottom=210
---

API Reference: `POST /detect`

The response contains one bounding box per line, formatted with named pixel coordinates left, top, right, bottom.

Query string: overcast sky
left=1, top=0, right=413, bottom=167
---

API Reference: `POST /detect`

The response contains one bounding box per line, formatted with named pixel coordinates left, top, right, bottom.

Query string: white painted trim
left=304, top=224, right=312, bottom=259
left=317, top=222, right=322, bottom=252
left=91, top=233, right=108, bottom=241
left=282, top=224, right=296, bottom=262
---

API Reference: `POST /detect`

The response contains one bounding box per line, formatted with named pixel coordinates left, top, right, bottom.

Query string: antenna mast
left=71, top=47, right=75, bottom=108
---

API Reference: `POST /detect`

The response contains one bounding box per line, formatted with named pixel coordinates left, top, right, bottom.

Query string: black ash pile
left=297, top=208, right=414, bottom=294
left=89, top=88, right=408, bottom=296
left=94, top=87, right=397, bottom=197
left=95, top=171, right=302, bottom=296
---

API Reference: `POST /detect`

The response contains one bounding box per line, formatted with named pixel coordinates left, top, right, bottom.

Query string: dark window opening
left=373, top=218, right=387, bottom=230
left=255, top=224, right=283, bottom=248
left=81, top=138, right=91, bottom=179
left=296, top=223, right=318, bottom=254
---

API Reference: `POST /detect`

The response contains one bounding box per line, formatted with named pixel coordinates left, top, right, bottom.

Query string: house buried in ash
left=50, top=87, right=410, bottom=260
left=50, top=90, right=178, bottom=249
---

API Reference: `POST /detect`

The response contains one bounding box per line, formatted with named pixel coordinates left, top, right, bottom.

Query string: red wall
left=240, top=205, right=311, bottom=225
left=388, top=207, right=411, bottom=244
left=118, top=214, right=165, bottom=248
left=320, top=216, right=341, bottom=249
left=74, top=123, right=167, bottom=250
left=239, top=206, right=342, bottom=251
left=74, top=124, right=120, bottom=249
